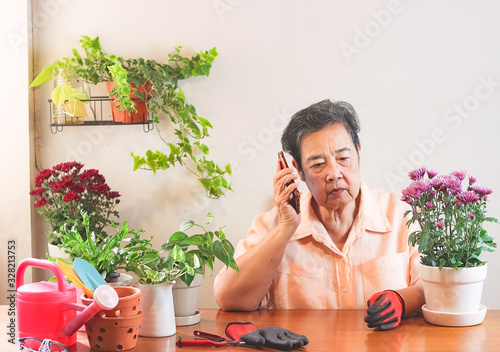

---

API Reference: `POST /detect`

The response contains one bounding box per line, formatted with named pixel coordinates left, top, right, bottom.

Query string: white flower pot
left=173, top=274, right=203, bottom=326
left=47, top=243, right=70, bottom=260
left=419, top=263, right=488, bottom=326
left=138, top=281, right=176, bottom=337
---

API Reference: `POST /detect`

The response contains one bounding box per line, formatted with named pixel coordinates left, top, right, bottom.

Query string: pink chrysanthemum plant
left=30, top=161, right=121, bottom=245
left=401, top=167, right=498, bottom=269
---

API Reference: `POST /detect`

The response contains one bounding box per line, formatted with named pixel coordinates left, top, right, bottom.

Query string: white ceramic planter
left=173, top=274, right=203, bottom=326
left=138, top=281, right=176, bottom=337
left=419, top=263, right=487, bottom=313
left=47, top=243, right=70, bottom=260
left=173, top=274, right=203, bottom=316
left=419, top=263, right=488, bottom=326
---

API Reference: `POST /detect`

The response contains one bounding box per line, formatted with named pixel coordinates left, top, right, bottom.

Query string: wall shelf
left=48, top=96, right=154, bottom=134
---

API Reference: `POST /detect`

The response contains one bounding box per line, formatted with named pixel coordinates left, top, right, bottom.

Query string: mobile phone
left=278, top=151, right=301, bottom=213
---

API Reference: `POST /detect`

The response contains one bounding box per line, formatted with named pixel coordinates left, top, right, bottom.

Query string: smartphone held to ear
left=278, top=151, right=301, bottom=213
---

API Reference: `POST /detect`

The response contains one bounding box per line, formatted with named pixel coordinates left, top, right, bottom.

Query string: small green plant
left=162, top=213, right=239, bottom=286
left=402, top=167, right=498, bottom=269
left=29, top=58, right=90, bottom=121
left=53, top=211, right=150, bottom=280
left=126, top=246, right=197, bottom=285
left=55, top=211, right=239, bottom=285
left=127, top=213, right=239, bottom=285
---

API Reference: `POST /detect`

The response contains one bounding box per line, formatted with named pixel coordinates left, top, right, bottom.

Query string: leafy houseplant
left=30, top=35, right=232, bottom=199
left=125, top=213, right=239, bottom=333
left=53, top=211, right=149, bottom=280
left=401, top=167, right=498, bottom=269
left=29, top=161, right=120, bottom=245
left=29, top=58, right=90, bottom=124
left=127, top=213, right=239, bottom=286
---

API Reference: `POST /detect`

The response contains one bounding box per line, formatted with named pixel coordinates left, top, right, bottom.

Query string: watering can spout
left=62, top=285, right=119, bottom=336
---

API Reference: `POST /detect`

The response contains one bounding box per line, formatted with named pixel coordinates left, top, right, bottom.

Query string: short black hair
left=281, top=99, right=361, bottom=169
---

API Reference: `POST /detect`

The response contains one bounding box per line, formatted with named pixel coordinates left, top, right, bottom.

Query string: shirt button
left=342, top=288, right=348, bottom=293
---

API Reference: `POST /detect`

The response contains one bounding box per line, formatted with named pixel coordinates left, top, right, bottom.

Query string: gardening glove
left=226, top=322, right=309, bottom=350
left=364, top=290, right=405, bottom=331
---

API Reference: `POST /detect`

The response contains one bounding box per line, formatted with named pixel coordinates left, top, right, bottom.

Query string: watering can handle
left=16, top=258, right=67, bottom=294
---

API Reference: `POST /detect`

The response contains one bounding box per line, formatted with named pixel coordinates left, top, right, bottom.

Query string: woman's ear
left=292, top=159, right=305, bottom=182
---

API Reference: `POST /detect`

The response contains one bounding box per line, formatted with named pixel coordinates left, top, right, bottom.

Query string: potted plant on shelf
left=401, top=167, right=498, bottom=327
left=29, top=58, right=90, bottom=125
left=30, top=35, right=232, bottom=199
left=76, top=35, right=232, bottom=199
left=125, top=212, right=239, bottom=335
left=29, top=161, right=121, bottom=256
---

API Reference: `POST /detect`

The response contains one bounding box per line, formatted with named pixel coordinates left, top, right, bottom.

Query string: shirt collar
left=291, top=182, right=393, bottom=242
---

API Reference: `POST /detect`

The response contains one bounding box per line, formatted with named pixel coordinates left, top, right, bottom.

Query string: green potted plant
left=52, top=209, right=238, bottom=335
left=52, top=211, right=149, bottom=282
left=78, top=35, right=231, bottom=199
left=165, top=213, right=239, bottom=325
left=29, top=35, right=232, bottom=199
left=401, top=167, right=498, bottom=326
left=29, top=161, right=121, bottom=253
left=29, top=58, right=90, bottom=124
left=126, top=213, right=239, bottom=332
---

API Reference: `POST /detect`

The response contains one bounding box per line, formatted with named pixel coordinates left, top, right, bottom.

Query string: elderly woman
left=214, top=100, right=424, bottom=330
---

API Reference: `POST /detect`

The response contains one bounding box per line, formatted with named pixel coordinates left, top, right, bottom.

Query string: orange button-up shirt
left=225, top=183, right=421, bottom=309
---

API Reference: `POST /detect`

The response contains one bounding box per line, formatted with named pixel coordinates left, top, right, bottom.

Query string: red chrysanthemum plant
left=30, top=161, right=121, bottom=245
left=401, top=167, right=498, bottom=269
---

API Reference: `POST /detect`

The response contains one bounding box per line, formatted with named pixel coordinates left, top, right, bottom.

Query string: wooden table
left=3, top=306, right=500, bottom=351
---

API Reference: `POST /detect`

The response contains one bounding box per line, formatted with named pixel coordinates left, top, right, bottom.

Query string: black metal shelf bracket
left=48, top=96, right=154, bottom=134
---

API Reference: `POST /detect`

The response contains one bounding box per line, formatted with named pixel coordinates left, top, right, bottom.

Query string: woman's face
left=296, top=123, right=361, bottom=212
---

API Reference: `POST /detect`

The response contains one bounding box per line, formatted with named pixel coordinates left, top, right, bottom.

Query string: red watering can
left=16, top=258, right=118, bottom=346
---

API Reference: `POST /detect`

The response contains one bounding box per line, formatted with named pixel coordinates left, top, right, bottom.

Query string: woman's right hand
left=273, top=161, right=301, bottom=227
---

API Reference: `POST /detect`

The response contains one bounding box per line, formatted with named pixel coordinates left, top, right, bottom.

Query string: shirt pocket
left=360, top=252, right=410, bottom=301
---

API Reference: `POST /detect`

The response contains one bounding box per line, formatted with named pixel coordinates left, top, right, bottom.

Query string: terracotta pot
left=106, top=81, right=151, bottom=123
left=81, top=286, right=141, bottom=318
left=85, top=310, right=143, bottom=351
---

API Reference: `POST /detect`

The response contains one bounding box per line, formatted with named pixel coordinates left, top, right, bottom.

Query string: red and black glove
left=364, top=290, right=405, bottom=331
left=226, top=322, right=309, bottom=350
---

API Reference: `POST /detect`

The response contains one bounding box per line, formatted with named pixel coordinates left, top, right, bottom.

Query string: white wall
left=22, top=0, right=500, bottom=309
left=0, top=0, right=32, bottom=305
